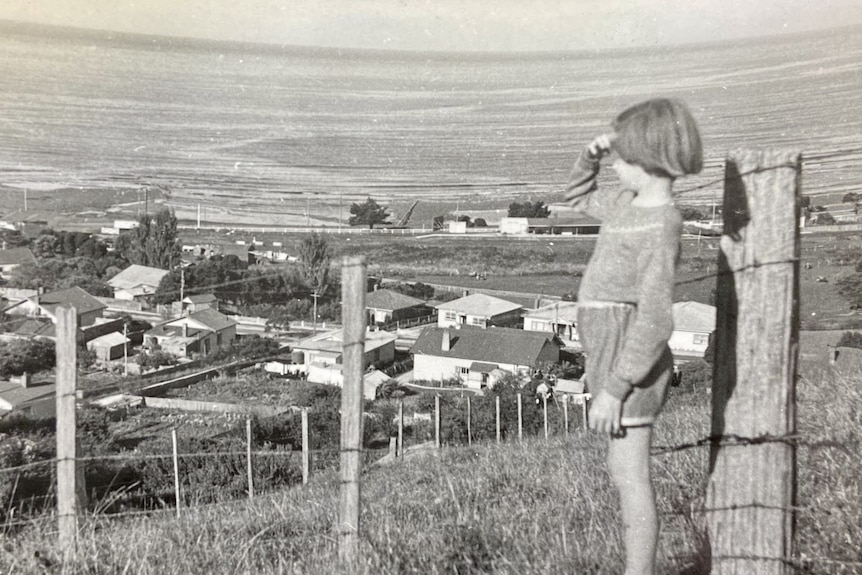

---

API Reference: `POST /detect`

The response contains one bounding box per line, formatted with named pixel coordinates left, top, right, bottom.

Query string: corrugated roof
left=87, top=331, right=129, bottom=347
left=187, top=308, right=236, bottom=331
left=184, top=293, right=218, bottom=304
left=366, top=289, right=426, bottom=310
left=107, top=264, right=170, bottom=290
left=523, top=301, right=579, bottom=322
left=672, top=301, right=716, bottom=333
left=412, top=326, right=559, bottom=366
left=435, top=293, right=522, bottom=317
left=33, top=286, right=107, bottom=315
left=0, top=247, right=36, bottom=266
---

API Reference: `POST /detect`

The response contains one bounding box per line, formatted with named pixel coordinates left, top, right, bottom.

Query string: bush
left=836, top=331, right=862, bottom=349
left=0, top=339, right=55, bottom=377
left=136, top=350, right=177, bottom=371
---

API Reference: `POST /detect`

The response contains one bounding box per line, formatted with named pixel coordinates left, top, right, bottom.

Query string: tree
left=298, top=233, right=332, bottom=297
left=507, top=201, right=550, bottom=218
left=117, top=208, right=181, bottom=270
left=348, top=198, right=391, bottom=229
left=678, top=205, right=705, bottom=221
left=842, top=192, right=857, bottom=204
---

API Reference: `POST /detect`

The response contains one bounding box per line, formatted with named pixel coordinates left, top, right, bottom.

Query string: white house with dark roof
left=107, top=264, right=170, bottom=301
left=290, top=328, right=398, bottom=386
left=365, top=289, right=431, bottom=325
left=435, top=293, right=523, bottom=329
left=6, top=286, right=107, bottom=327
left=670, top=301, right=716, bottom=361
left=181, top=293, right=219, bottom=314
left=411, top=325, right=562, bottom=388
left=144, top=308, right=237, bottom=358
left=0, top=247, right=36, bottom=279
left=522, top=301, right=580, bottom=347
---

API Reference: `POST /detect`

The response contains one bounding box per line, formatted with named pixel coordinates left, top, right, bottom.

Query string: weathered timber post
left=56, top=305, right=83, bottom=552
left=397, top=401, right=404, bottom=457
left=339, top=255, right=366, bottom=565
left=495, top=396, right=501, bottom=443
left=542, top=395, right=549, bottom=439
left=517, top=393, right=523, bottom=441
left=466, top=397, right=472, bottom=447
left=172, top=428, right=181, bottom=517
left=302, top=408, right=310, bottom=484
left=706, top=149, right=800, bottom=575
left=246, top=418, right=254, bottom=500
left=563, top=399, right=569, bottom=436
left=434, top=395, right=441, bottom=449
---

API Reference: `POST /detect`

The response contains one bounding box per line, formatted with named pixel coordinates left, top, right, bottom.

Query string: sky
left=1, top=0, right=861, bottom=52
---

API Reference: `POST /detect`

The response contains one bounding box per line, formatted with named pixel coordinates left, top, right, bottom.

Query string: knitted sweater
left=564, top=148, right=682, bottom=400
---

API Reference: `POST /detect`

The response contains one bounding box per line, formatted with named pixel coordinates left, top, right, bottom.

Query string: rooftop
left=107, top=264, right=170, bottom=290
left=365, top=289, right=426, bottom=311
left=435, top=293, right=522, bottom=317
left=412, top=325, right=560, bottom=366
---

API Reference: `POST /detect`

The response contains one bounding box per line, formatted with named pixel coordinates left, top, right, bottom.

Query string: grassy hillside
left=2, top=335, right=858, bottom=574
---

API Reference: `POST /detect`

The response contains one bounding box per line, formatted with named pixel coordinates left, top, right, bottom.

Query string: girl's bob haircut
left=612, top=98, right=703, bottom=178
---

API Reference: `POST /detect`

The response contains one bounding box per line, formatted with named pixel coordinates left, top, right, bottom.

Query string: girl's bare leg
left=607, top=426, right=657, bottom=575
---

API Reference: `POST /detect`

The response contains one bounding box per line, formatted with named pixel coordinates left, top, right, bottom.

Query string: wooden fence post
left=397, top=401, right=404, bottom=457
left=172, top=428, right=181, bottom=518
left=466, top=397, right=472, bottom=447
left=302, top=408, right=310, bottom=484
left=55, top=305, right=79, bottom=552
left=434, top=395, right=441, bottom=449
left=246, top=418, right=254, bottom=500
left=706, top=149, right=800, bottom=575
left=517, top=392, right=523, bottom=441
left=495, top=396, right=501, bottom=444
left=339, top=255, right=366, bottom=565
left=563, top=399, right=569, bottom=436
left=543, top=395, right=549, bottom=439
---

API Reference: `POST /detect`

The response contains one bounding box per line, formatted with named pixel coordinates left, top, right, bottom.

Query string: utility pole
left=180, top=267, right=185, bottom=302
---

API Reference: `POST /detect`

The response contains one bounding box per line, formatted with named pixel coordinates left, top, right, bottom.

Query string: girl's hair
left=611, top=98, right=703, bottom=178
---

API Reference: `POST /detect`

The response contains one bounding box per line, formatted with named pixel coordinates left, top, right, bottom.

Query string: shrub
left=0, top=339, right=55, bottom=377
left=836, top=331, right=862, bottom=349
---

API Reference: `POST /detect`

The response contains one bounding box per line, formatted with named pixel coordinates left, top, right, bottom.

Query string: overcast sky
left=1, top=0, right=861, bottom=52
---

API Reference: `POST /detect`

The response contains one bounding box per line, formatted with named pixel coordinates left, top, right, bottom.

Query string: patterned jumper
left=565, top=148, right=681, bottom=425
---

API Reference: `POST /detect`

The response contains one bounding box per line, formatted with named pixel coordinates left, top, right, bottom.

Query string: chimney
left=441, top=329, right=451, bottom=352
left=16, top=372, right=32, bottom=388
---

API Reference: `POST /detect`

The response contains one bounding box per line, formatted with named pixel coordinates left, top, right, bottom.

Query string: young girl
left=564, top=98, right=703, bottom=575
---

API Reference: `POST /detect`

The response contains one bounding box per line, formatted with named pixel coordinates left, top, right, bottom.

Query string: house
left=522, top=301, right=580, bottom=347
left=670, top=301, right=716, bottom=362
left=411, top=325, right=562, bottom=388
left=6, top=286, right=107, bottom=327
left=499, top=215, right=600, bottom=236
left=291, top=328, right=397, bottom=386
left=144, top=308, right=237, bottom=358
left=0, top=374, right=56, bottom=418
left=0, top=247, right=36, bottom=279
left=87, top=331, right=130, bottom=362
left=107, top=264, right=170, bottom=301
left=181, top=293, right=219, bottom=315
left=435, top=293, right=523, bottom=329
left=365, top=289, right=431, bottom=325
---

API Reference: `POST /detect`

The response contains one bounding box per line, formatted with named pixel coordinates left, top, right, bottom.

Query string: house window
left=444, top=311, right=457, bottom=321
left=470, top=317, right=485, bottom=326
left=529, top=320, right=544, bottom=331
left=693, top=333, right=709, bottom=345
left=459, top=367, right=469, bottom=375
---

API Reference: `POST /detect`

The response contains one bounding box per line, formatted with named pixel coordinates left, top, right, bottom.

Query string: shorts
left=577, top=301, right=673, bottom=426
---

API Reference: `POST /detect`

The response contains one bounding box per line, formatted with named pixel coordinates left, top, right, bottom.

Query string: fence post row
left=338, top=255, right=367, bottom=565
left=706, top=149, right=801, bottom=575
